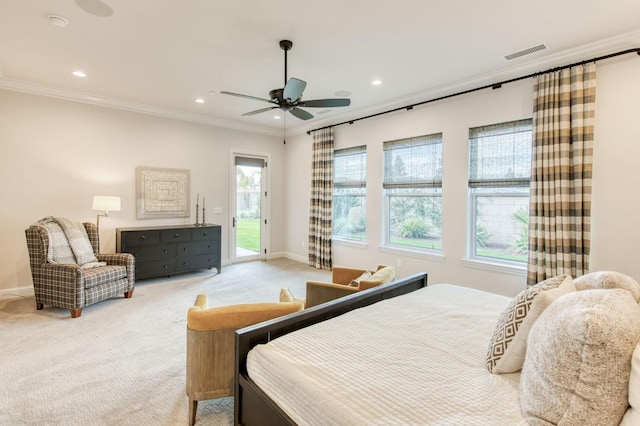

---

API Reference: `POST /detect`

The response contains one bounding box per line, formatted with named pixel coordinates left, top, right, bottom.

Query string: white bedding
left=247, top=284, right=525, bottom=425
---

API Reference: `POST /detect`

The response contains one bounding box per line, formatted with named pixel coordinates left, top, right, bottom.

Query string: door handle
left=233, top=217, right=236, bottom=228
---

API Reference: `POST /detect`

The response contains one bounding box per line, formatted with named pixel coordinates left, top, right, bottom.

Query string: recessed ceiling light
left=48, top=15, right=69, bottom=28
left=72, top=70, right=86, bottom=78
left=195, top=98, right=205, bottom=104
left=273, top=115, right=281, bottom=120
left=371, top=79, right=383, bottom=86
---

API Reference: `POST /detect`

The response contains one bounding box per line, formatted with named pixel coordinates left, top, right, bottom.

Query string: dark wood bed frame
left=234, top=272, right=428, bottom=425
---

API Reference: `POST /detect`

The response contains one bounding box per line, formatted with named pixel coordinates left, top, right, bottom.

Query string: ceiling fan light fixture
left=371, top=79, right=383, bottom=86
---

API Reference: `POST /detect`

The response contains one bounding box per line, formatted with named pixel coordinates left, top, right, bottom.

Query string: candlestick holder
left=201, top=206, right=206, bottom=226
left=194, top=203, right=200, bottom=226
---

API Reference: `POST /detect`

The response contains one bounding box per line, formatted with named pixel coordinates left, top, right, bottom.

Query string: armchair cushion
left=280, top=288, right=306, bottom=307
left=187, top=295, right=303, bottom=332
left=305, top=265, right=395, bottom=308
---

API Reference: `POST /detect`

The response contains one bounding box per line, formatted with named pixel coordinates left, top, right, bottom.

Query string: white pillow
left=621, top=342, right=640, bottom=425
left=521, top=289, right=640, bottom=425
left=486, top=275, right=574, bottom=374
left=574, top=271, right=640, bottom=302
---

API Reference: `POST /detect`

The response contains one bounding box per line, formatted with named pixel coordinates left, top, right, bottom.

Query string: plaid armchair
left=25, top=222, right=135, bottom=318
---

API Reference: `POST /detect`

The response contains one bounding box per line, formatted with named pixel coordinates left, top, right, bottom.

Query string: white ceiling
left=1, top=0, right=639, bottom=136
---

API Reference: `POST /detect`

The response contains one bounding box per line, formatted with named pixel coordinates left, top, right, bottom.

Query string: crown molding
left=0, top=77, right=283, bottom=137
left=287, top=29, right=640, bottom=136
left=2, top=29, right=639, bottom=139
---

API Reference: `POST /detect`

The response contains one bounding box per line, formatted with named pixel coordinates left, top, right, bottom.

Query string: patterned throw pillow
left=486, top=274, right=575, bottom=374
left=349, top=270, right=372, bottom=287
left=520, top=289, right=640, bottom=425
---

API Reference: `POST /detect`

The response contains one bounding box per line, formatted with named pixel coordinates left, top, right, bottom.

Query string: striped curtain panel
left=308, top=128, right=334, bottom=270
left=527, top=63, right=596, bottom=286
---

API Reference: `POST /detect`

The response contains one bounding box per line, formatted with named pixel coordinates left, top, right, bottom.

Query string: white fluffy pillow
left=486, top=275, right=574, bottom=374
left=621, top=343, right=640, bottom=425
left=520, top=289, right=640, bottom=425
left=574, top=270, right=640, bottom=302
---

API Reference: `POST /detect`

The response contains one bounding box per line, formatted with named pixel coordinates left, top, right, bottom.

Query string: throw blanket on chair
left=36, top=216, right=105, bottom=268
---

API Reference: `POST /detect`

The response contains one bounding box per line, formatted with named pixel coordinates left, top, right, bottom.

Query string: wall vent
left=504, top=43, right=549, bottom=61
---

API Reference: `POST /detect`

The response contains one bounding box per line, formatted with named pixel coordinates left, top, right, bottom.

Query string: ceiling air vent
left=504, top=43, right=549, bottom=61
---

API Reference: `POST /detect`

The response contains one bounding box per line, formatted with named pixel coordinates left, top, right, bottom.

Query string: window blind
left=468, top=119, right=532, bottom=187
left=383, top=133, right=442, bottom=188
left=334, top=145, right=366, bottom=189
left=235, top=156, right=265, bottom=168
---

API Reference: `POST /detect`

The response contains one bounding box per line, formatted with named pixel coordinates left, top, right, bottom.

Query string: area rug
left=0, top=258, right=329, bottom=425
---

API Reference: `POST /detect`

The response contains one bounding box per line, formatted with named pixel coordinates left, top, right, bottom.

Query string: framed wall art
left=136, top=167, right=190, bottom=219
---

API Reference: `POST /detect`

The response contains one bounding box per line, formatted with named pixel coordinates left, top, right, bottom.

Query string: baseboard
left=279, top=252, right=308, bottom=264
left=0, top=285, right=33, bottom=298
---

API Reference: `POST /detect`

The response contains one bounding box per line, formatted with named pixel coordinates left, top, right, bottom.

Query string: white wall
left=284, top=55, right=640, bottom=297
left=3, top=55, right=639, bottom=296
left=0, top=90, right=283, bottom=292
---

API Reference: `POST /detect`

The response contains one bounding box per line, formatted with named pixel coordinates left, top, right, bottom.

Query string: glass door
left=231, top=154, right=267, bottom=262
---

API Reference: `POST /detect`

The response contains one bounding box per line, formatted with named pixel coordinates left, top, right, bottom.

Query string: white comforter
left=247, top=284, right=525, bottom=425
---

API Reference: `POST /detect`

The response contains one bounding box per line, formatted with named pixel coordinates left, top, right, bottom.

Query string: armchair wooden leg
left=36, top=303, right=43, bottom=310
left=70, top=308, right=82, bottom=318
left=189, top=398, right=198, bottom=426
left=124, top=289, right=134, bottom=298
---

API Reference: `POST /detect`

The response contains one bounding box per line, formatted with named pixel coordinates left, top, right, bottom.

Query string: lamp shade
left=92, top=196, right=121, bottom=212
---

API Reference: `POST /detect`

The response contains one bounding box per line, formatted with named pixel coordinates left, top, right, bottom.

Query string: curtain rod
left=307, top=47, right=640, bottom=135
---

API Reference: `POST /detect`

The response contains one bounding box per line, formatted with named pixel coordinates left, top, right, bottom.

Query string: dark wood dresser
left=116, top=224, right=221, bottom=280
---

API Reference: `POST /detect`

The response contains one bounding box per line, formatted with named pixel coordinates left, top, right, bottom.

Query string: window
left=468, top=119, right=532, bottom=264
left=383, top=133, right=442, bottom=252
left=333, top=146, right=366, bottom=241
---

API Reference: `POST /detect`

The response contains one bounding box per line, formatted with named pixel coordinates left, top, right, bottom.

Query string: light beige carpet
left=0, top=258, right=329, bottom=426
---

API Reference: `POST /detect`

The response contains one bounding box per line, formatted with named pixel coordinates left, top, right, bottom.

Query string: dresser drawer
left=136, top=260, right=175, bottom=279
left=175, top=254, right=218, bottom=272
left=129, top=244, right=175, bottom=261
left=123, top=230, right=161, bottom=247
left=192, top=226, right=218, bottom=241
left=161, top=229, right=192, bottom=243
left=176, top=241, right=217, bottom=257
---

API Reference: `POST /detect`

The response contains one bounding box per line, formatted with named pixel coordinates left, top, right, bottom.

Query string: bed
left=234, top=271, right=640, bottom=426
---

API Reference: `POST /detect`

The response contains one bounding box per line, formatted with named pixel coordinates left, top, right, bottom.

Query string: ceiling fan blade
left=299, top=98, right=351, bottom=108
left=289, top=107, right=313, bottom=120
left=220, top=91, right=272, bottom=103
left=242, top=107, right=278, bottom=117
left=283, top=78, right=307, bottom=102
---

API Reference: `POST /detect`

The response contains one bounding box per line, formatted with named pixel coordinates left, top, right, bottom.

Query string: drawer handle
left=183, top=262, right=188, bottom=266
left=141, top=236, right=146, bottom=240
left=183, top=248, right=188, bottom=252
left=163, top=249, right=168, bottom=254
left=174, top=233, right=180, bottom=238
left=163, top=265, right=168, bottom=269
left=133, top=253, right=138, bottom=257
left=208, top=245, right=211, bottom=249
left=203, top=232, right=208, bottom=236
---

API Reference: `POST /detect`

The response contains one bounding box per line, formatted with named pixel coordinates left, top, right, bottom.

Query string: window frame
left=332, top=145, right=367, bottom=242
left=466, top=118, right=533, bottom=269
left=382, top=133, right=443, bottom=254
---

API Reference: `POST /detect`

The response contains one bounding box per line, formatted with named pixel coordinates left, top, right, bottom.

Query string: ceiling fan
left=221, top=40, right=351, bottom=120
